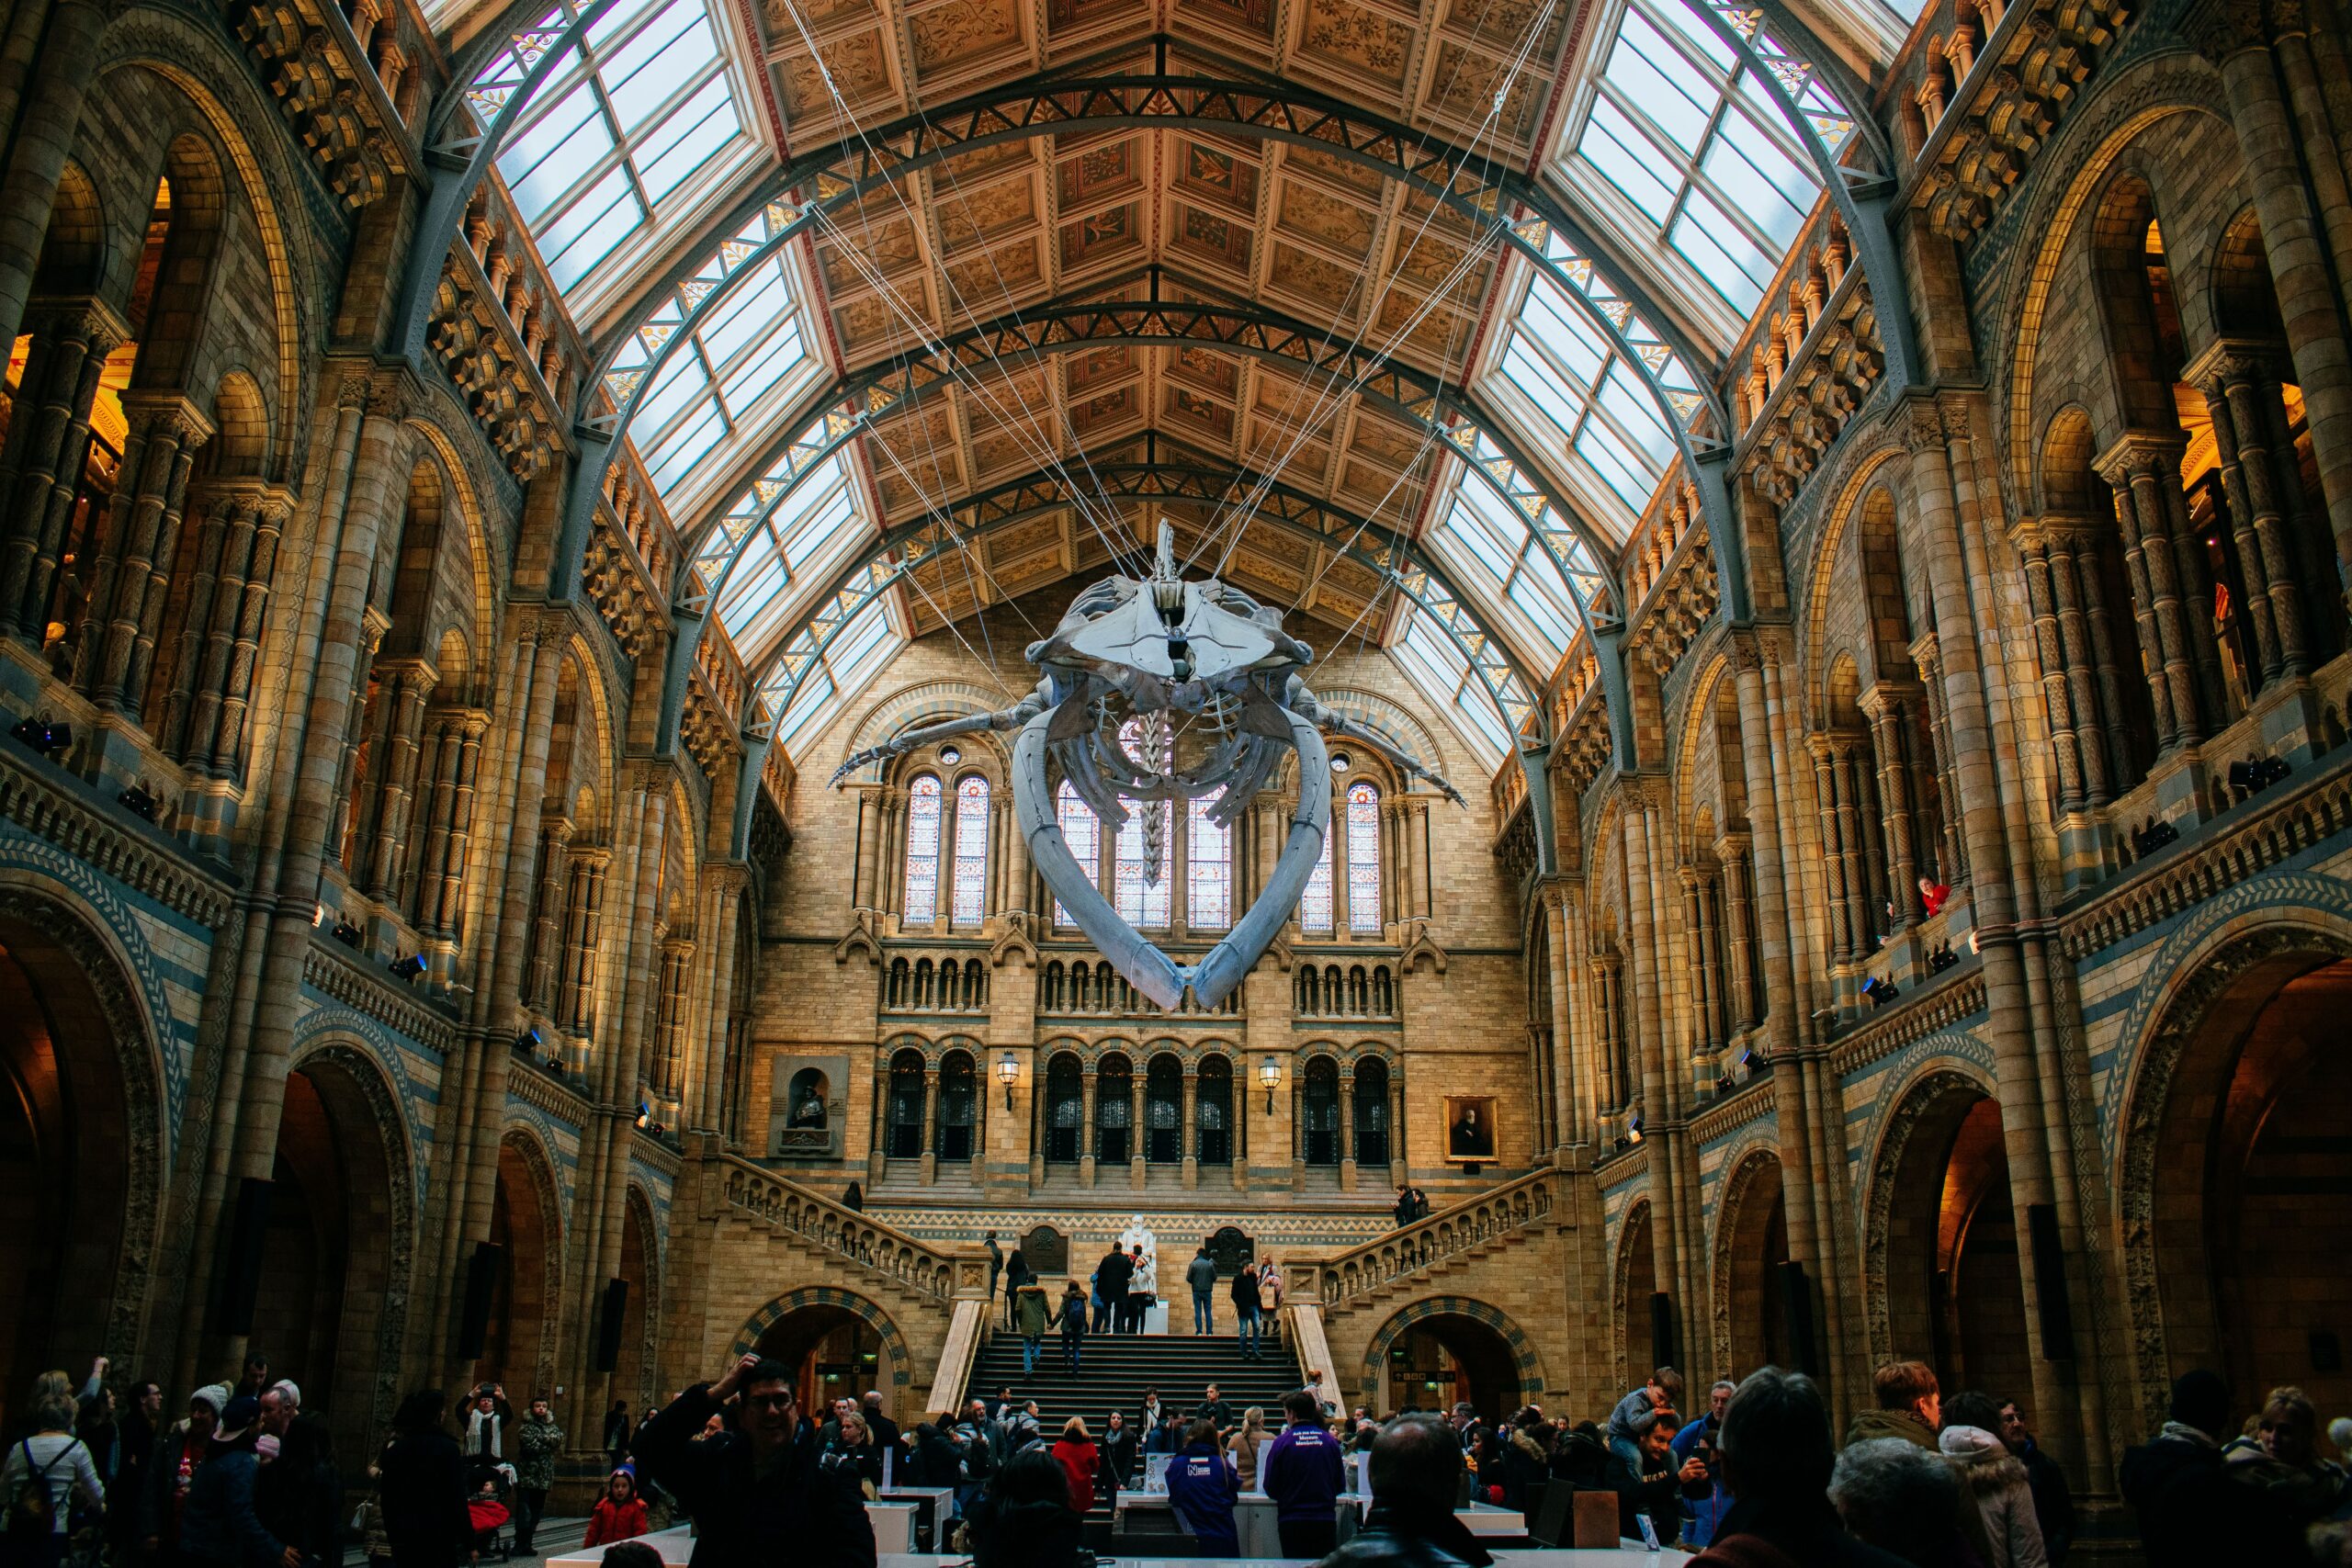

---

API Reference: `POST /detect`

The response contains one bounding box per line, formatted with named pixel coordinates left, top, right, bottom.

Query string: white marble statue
left=1119, top=1213, right=1158, bottom=1292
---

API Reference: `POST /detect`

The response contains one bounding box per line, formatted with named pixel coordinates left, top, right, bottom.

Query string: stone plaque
left=1021, top=1224, right=1069, bottom=1276
left=1206, top=1224, right=1254, bottom=1277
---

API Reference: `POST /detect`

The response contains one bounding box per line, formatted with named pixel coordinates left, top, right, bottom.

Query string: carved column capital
left=22, top=293, right=130, bottom=355
left=2093, top=431, right=2186, bottom=488
left=2186, top=0, right=2265, bottom=63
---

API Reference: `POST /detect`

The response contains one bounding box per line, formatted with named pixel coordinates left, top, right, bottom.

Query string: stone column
left=1544, top=883, right=1581, bottom=1149
left=0, top=0, right=109, bottom=352
left=1716, top=839, right=1757, bottom=1034
left=853, top=787, right=881, bottom=911
left=2197, top=343, right=2313, bottom=676
left=691, top=869, right=746, bottom=1131
left=2192, top=0, right=2352, bottom=576
left=1337, top=1071, right=1356, bottom=1190
left=1128, top=1071, right=1146, bottom=1190
left=2037, top=521, right=2114, bottom=806
left=1861, top=690, right=1922, bottom=928
left=73, top=394, right=213, bottom=715
left=0, top=297, right=121, bottom=640
left=205, top=495, right=288, bottom=778
left=1182, top=1067, right=1200, bottom=1189
left=2016, top=528, right=2090, bottom=810
left=365, top=662, right=435, bottom=900
left=1809, top=739, right=1852, bottom=964
left=527, top=818, right=574, bottom=1014
left=2104, top=436, right=2207, bottom=743
left=1080, top=1068, right=1098, bottom=1187
left=560, top=850, right=611, bottom=1033
left=922, top=1066, right=941, bottom=1183
left=1908, top=634, right=1969, bottom=886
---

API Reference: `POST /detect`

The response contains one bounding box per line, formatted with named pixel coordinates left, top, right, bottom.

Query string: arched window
left=1301, top=818, right=1335, bottom=934
left=1096, top=1055, right=1133, bottom=1163
left=1354, top=1057, right=1391, bottom=1168
left=1044, top=1054, right=1083, bottom=1162
left=935, top=1053, right=977, bottom=1160
left=1145, top=1055, right=1183, bottom=1163
left=952, top=776, right=989, bottom=926
left=1188, top=789, right=1231, bottom=930
left=1055, top=779, right=1098, bottom=927
left=1302, top=1057, right=1340, bottom=1166
left=1115, top=799, right=1172, bottom=929
left=885, top=1050, right=926, bottom=1158
left=902, top=775, right=943, bottom=923
left=1347, top=782, right=1382, bottom=932
left=1197, top=1056, right=1234, bottom=1166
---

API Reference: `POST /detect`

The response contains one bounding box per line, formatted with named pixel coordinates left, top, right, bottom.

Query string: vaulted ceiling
left=437, top=0, right=1915, bottom=772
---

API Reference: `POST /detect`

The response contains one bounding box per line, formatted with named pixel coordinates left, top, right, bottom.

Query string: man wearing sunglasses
left=632, top=1352, right=876, bottom=1566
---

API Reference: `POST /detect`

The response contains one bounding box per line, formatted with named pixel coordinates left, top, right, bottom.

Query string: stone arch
left=121, top=130, right=228, bottom=397
left=480, top=1126, right=566, bottom=1400
left=1710, top=1145, right=1791, bottom=1379
left=2037, top=404, right=2100, bottom=515
left=2001, top=83, right=2225, bottom=505
left=616, top=1182, right=662, bottom=1411
left=837, top=681, right=1014, bottom=784
left=1613, top=1196, right=1656, bottom=1390
left=729, top=1287, right=913, bottom=1410
left=0, top=883, right=169, bottom=1417
left=31, top=160, right=107, bottom=296
left=2087, top=167, right=2178, bottom=433
left=1802, top=445, right=1906, bottom=722
left=2112, top=888, right=2352, bottom=1428
left=2208, top=204, right=2282, bottom=339
left=277, top=1037, right=418, bottom=1465
left=203, top=369, right=269, bottom=479
left=402, top=417, right=501, bottom=694
left=1358, top=1295, right=1546, bottom=1421
left=1857, top=1058, right=2028, bottom=1393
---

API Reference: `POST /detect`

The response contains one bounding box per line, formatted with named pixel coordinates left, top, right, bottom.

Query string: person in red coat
left=1048, top=1418, right=1100, bottom=1516
left=583, top=1467, right=650, bottom=1545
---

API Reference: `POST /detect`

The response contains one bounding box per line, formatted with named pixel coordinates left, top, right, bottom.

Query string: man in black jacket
left=858, top=1393, right=901, bottom=1486
left=632, top=1354, right=875, bottom=1568
left=1094, top=1244, right=1134, bottom=1336
left=2117, top=1370, right=2234, bottom=1568
left=1314, top=1415, right=1492, bottom=1567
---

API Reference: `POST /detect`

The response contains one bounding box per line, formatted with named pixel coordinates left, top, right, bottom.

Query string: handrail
left=717, top=1154, right=958, bottom=1301
left=1309, top=1169, right=1555, bottom=1310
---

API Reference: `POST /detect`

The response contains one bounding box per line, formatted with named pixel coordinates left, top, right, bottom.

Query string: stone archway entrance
left=1714, top=1150, right=1790, bottom=1379
left=2123, top=939, right=2352, bottom=1423
left=1615, top=1202, right=1655, bottom=1387
left=733, top=1292, right=908, bottom=1420
left=0, top=916, right=161, bottom=1425
left=1362, top=1299, right=1543, bottom=1426
left=475, top=1135, right=561, bottom=1397
left=256, top=1047, right=409, bottom=1464
left=1871, top=1075, right=2031, bottom=1404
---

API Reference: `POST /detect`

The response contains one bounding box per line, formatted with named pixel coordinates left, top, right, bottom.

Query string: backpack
left=8, top=1439, right=78, bottom=1539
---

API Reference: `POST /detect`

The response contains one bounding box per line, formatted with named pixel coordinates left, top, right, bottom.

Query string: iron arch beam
left=1672, top=0, right=1918, bottom=389
left=663, top=298, right=1623, bottom=627
left=393, top=0, right=635, bottom=367
left=582, top=62, right=1729, bottom=446
left=722, top=459, right=1552, bottom=773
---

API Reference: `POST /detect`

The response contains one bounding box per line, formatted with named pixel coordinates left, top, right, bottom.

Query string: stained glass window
left=1188, top=790, right=1230, bottom=931
left=1347, top=782, right=1382, bottom=933
left=952, top=776, right=989, bottom=926
left=1055, top=780, right=1098, bottom=927
left=1115, top=800, right=1172, bottom=930
left=1300, top=811, right=1334, bottom=934
left=902, top=775, right=942, bottom=924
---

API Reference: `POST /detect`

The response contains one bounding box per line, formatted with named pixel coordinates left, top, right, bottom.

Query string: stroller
left=466, top=1457, right=517, bottom=1561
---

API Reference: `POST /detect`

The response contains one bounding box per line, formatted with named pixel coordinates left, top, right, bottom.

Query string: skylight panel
left=491, top=0, right=755, bottom=309
left=1393, top=613, right=1509, bottom=762
left=767, top=595, right=900, bottom=753
left=711, top=455, right=870, bottom=668
left=1562, top=0, right=1823, bottom=321
left=597, top=204, right=822, bottom=519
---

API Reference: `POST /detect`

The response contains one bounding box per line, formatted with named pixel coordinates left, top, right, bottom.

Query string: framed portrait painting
left=1444, top=1096, right=1496, bottom=1161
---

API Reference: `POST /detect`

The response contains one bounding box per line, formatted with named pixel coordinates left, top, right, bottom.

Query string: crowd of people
left=985, top=1235, right=1291, bottom=1362
left=17, top=1343, right=2352, bottom=1568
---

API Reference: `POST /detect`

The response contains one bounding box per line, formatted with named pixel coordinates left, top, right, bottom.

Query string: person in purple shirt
left=1162, top=1418, right=1239, bottom=1558
left=1263, top=1390, right=1346, bottom=1558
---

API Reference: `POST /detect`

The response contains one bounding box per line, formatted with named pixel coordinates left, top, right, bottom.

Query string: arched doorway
left=613, top=1192, right=656, bottom=1411
left=2125, top=939, right=2352, bottom=1423
left=1872, top=1074, right=2030, bottom=1404
left=475, top=1135, right=560, bottom=1397
left=0, top=916, right=160, bottom=1427
left=1614, top=1201, right=1657, bottom=1386
left=254, top=1046, right=408, bottom=1464
left=1369, top=1304, right=1534, bottom=1425
left=1714, top=1151, right=1790, bottom=1378
left=750, top=1303, right=892, bottom=1418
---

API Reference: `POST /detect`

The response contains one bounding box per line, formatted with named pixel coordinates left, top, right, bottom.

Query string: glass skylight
left=1565, top=0, right=1822, bottom=314
left=1489, top=271, right=1681, bottom=518
left=707, top=453, right=870, bottom=665
left=489, top=0, right=760, bottom=307
left=763, top=585, right=900, bottom=753
left=1433, top=479, right=1582, bottom=665
left=1392, top=610, right=1511, bottom=764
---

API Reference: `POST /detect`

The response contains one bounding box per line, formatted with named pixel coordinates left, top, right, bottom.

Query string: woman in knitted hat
left=137, top=1391, right=224, bottom=1560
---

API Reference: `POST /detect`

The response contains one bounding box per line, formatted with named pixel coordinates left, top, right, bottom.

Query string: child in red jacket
left=583, top=1467, right=650, bottom=1545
